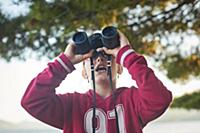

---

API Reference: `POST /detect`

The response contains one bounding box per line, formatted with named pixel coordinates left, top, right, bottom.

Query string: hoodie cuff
left=116, top=45, right=135, bottom=66
left=55, top=53, right=75, bottom=73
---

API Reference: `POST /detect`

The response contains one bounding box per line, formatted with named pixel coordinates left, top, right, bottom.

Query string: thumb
left=82, top=49, right=94, bottom=60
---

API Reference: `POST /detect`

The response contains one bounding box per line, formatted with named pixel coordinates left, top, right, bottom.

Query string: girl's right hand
left=64, top=42, right=93, bottom=65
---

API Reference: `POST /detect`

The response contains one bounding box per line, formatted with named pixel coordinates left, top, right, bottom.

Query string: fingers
left=96, top=47, right=104, bottom=52
left=65, top=43, right=75, bottom=54
left=118, top=30, right=130, bottom=47
left=96, top=47, right=118, bottom=57
left=82, top=49, right=93, bottom=60
left=96, top=47, right=110, bottom=54
left=102, top=47, right=114, bottom=55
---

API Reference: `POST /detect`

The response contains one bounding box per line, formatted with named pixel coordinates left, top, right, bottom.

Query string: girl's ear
left=82, top=69, right=88, bottom=79
left=82, top=61, right=88, bottom=79
left=117, top=64, right=123, bottom=75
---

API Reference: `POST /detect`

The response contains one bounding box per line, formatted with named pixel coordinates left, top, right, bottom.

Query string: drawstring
left=107, top=55, right=120, bottom=133
left=90, top=58, right=96, bottom=133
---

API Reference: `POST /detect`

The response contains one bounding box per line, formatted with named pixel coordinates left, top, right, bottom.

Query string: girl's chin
left=95, top=76, right=109, bottom=82
left=95, top=71, right=107, bottom=76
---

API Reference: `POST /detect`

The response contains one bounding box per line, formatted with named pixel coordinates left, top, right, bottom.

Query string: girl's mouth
left=95, top=66, right=107, bottom=72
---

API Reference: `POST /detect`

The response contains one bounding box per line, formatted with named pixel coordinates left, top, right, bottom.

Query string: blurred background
left=0, top=0, right=200, bottom=133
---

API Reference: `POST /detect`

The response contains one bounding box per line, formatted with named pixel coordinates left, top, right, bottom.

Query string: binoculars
left=72, top=26, right=120, bottom=55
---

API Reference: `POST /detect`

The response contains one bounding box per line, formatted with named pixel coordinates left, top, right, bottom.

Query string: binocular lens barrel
left=89, top=33, right=103, bottom=50
left=102, top=26, right=117, bottom=37
left=102, top=26, right=119, bottom=49
left=73, top=32, right=86, bottom=43
left=72, top=32, right=91, bottom=54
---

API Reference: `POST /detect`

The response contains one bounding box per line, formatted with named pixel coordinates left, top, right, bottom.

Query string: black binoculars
left=72, top=26, right=120, bottom=55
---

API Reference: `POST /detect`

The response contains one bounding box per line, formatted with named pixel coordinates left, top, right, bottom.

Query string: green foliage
left=0, top=0, right=200, bottom=81
left=171, top=90, right=200, bottom=109
left=161, top=54, right=200, bottom=82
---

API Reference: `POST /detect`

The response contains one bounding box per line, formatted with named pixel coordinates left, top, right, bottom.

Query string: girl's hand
left=64, top=42, right=93, bottom=65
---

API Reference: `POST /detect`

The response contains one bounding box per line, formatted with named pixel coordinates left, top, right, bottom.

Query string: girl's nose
left=96, top=56, right=104, bottom=63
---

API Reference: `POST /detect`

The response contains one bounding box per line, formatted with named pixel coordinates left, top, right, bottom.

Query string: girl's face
left=82, top=51, right=120, bottom=84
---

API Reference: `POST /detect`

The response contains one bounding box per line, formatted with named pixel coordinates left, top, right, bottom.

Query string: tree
left=0, top=0, right=200, bottom=81
left=171, top=90, right=200, bottom=109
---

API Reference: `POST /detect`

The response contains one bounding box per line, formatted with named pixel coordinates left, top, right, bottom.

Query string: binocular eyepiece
left=72, top=26, right=120, bottom=55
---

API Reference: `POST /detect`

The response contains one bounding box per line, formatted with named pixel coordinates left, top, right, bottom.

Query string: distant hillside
left=171, top=90, right=200, bottom=109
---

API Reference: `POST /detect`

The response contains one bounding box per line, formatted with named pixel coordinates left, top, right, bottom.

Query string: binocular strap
left=90, top=58, right=97, bottom=133
left=107, top=57, right=120, bottom=133
left=89, top=57, right=120, bottom=133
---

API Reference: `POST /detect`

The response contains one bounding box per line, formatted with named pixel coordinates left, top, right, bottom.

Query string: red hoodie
left=21, top=45, right=172, bottom=133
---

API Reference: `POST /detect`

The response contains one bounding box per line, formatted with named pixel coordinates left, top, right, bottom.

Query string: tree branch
left=126, top=0, right=197, bottom=28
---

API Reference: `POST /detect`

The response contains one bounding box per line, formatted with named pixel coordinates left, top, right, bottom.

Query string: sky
left=0, top=0, right=31, bottom=19
left=0, top=0, right=200, bottom=123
